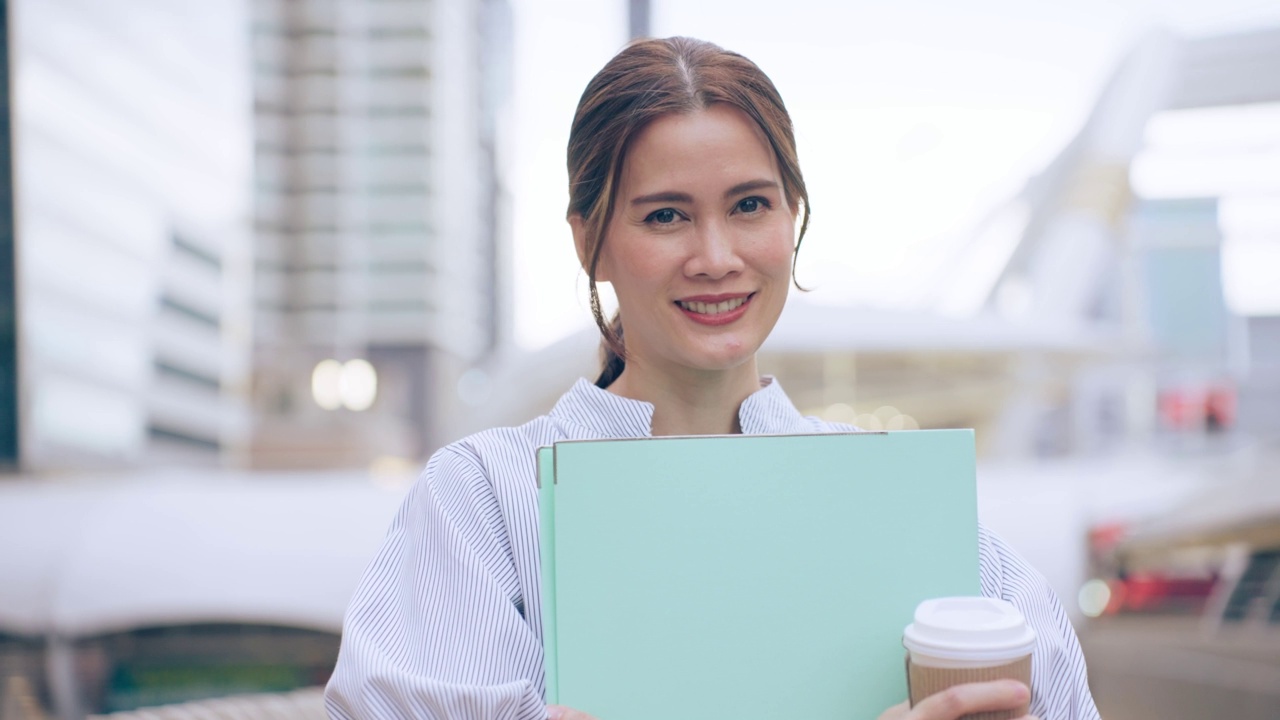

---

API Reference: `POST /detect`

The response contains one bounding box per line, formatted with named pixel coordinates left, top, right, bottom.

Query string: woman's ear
left=569, top=214, right=609, bottom=282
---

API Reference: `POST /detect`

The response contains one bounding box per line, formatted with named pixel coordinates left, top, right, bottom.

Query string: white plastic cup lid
left=902, top=597, right=1037, bottom=662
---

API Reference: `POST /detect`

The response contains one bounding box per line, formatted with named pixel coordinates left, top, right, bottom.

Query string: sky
left=508, top=0, right=1280, bottom=350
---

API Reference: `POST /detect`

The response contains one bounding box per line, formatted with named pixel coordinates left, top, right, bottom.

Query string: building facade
left=9, top=0, right=254, bottom=470
left=250, top=0, right=511, bottom=467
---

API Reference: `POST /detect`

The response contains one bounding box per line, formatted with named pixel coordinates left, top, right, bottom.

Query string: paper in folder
left=538, top=430, right=980, bottom=719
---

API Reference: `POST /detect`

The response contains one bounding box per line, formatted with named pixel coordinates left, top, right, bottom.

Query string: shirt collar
left=549, top=376, right=812, bottom=439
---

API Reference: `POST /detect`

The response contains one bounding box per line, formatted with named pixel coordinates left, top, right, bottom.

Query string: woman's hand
left=878, top=680, right=1037, bottom=720
left=546, top=704, right=599, bottom=720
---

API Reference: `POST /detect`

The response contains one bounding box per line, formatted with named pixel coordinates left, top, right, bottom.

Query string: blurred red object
left=1157, top=384, right=1236, bottom=432
left=1114, top=572, right=1218, bottom=614
left=1104, top=579, right=1127, bottom=615
left=1205, top=386, right=1236, bottom=431
left=1158, top=389, right=1201, bottom=430
left=1089, top=522, right=1127, bottom=554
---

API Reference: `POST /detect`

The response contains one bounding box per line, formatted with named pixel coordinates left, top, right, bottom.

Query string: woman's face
left=590, top=104, right=797, bottom=377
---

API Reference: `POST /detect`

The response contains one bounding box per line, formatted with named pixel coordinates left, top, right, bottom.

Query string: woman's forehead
left=619, top=105, right=781, bottom=196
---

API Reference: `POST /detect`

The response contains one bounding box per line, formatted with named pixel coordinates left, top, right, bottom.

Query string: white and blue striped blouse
left=326, top=377, right=1101, bottom=720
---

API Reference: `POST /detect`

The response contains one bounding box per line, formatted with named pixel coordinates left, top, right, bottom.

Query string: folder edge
left=537, top=445, right=559, bottom=703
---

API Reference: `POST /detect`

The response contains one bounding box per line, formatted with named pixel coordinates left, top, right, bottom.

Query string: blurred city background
left=0, top=0, right=1278, bottom=718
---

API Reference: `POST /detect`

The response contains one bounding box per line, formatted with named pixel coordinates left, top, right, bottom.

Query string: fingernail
left=547, top=706, right=564, bottom=720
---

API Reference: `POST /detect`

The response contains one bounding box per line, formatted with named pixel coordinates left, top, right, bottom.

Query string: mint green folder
left=538, top=430, right=979, bottom=719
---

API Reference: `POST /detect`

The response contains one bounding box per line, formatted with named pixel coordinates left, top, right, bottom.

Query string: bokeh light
left=340, top=359, right=378, bottom=412
left=1078, top=578, right=1112, bottom=618
left=822, top=403, right=858, bottom=424
left=311, top=360, right=343, bottom=411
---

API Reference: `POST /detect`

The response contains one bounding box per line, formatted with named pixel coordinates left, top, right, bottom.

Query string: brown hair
left=567, top=37, right=811, bottom=388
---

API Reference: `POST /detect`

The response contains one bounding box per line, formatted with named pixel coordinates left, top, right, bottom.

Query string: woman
left=325, top=37, right=1100, bottom=720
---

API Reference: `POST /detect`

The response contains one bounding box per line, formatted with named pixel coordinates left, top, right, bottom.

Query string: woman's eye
left=647, top=208, right=678, bottom=224
left=737, top=197, right=768, bottom=214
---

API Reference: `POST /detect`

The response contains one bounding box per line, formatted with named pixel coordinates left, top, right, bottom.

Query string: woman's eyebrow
left=723, top=179, right=778, bottom=199
left=631, top=179, right=779, bottom=206
left=631, top=190, right=693, bottom=205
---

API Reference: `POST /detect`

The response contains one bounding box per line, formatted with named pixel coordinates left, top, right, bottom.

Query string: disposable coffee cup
left=902, top=597, right=1036, bottom=720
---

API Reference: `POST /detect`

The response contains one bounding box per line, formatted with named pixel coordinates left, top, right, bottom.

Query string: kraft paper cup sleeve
left=906, top=654, right=1032, bottom=720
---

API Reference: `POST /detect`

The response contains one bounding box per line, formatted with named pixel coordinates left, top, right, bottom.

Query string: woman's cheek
left=757, top=226, right=798, bottom=267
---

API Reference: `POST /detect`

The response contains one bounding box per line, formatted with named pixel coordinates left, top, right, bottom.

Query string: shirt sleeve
left=325, top=445, right=549, bottom=720
left=978, top=525, right=1102, bottom=720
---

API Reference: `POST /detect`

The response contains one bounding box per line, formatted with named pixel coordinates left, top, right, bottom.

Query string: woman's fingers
left=546, top=704, right=599, bottom=720
left=904, top=680, right=1031, bottom=719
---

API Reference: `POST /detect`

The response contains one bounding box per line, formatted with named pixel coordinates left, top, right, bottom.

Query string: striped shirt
left=326, top=377, right=1101, bottom=720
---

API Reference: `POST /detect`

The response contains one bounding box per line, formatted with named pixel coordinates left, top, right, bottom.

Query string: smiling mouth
left=676, top=296, right=751, bottom=316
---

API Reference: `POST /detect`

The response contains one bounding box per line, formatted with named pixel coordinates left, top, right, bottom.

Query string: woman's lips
left=675, top=293, right=754, bottom=326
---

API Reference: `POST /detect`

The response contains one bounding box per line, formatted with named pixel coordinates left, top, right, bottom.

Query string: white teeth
left=679, top=297, right=747, bottom=315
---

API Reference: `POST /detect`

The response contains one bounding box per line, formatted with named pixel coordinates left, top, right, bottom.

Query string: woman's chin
left=682, top=344, right=760, bottom=374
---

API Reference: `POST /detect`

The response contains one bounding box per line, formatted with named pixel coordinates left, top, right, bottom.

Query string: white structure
left=11, top=0, right=255, bottom=469
left=0, top=472, right=408, bottom=720
left=250, top=0, right=511, bottom=465
left=0, top=474, right=406, bottom=639
left=951, top=26, right=1280, bottom=454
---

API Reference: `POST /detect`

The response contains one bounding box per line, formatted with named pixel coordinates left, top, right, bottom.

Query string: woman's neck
left=606, top=359, right=762, bottom=436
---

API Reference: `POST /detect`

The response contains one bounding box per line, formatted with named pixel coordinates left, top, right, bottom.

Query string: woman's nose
left=684, top=221, right=744, bottom=279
